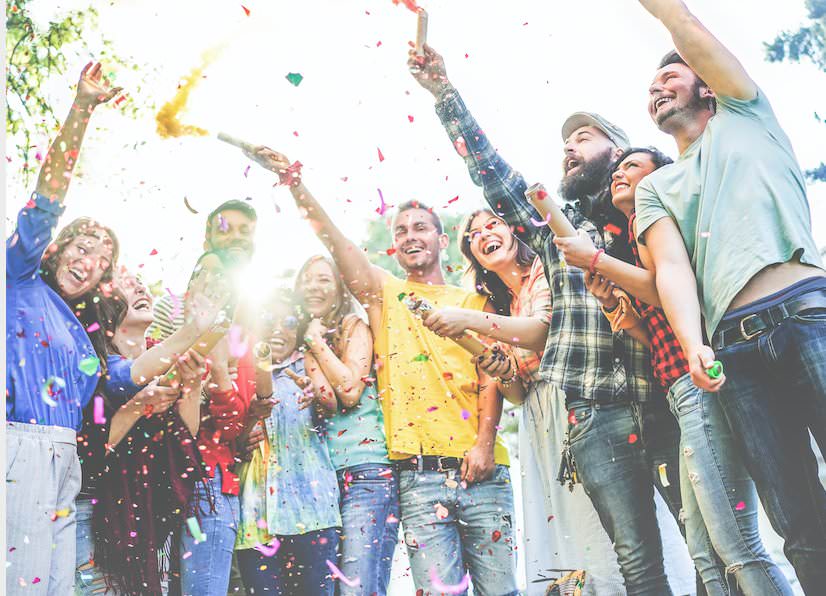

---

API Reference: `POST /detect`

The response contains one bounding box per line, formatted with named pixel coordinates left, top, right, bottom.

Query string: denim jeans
left=668, top=373, right=793, bottom=595
left=74, top=499, right=111, bottom=595
left=715, top=310, right=826, bottom=593
left=336, top=463, right=399, bottom=596
left=568, top=400, right=683, bottom=596
left=399, top=464, right=518, bottom=596
left=179, top=468, right=240, bottom=596
left=237, top=527, right=339, bottom=595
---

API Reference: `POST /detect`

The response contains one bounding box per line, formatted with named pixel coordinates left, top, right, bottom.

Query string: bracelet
left=499, top=374, right=517, bottom=387
left=589, top=249, right=605, bottom=275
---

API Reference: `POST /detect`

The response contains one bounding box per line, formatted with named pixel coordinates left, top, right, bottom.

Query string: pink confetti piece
left=229, top=325, right=248, bottom=358
left=218, top=214, right=229, bottom=232
left=429, top=568, right=470, bottom=594
left=375, top=188, right=389, bottom=216
left=391, top=0, right=420, bottom=13
left=530, top=213, right=552, bottom=227
left=735, top=501, right=746, bottom=511
left=434, top=503, right=449, bottom=519
left=453, top=137, right=469, bottom=157
left=377, top=147, right=385, bottom=162
left=461, top=409, right=470, bottom=420
left=94, top=396, right=106, bottom=424
left=243, top=165, right=251, bottom=178
left=326, top=560, right=360, bottom=588
left=276, top=161, right=303, bottom=186
left=254, top=539, right=281, bottom=557
left=86, top=322, right=100, bottom=333
left=167, top=288, right=181, bottom=321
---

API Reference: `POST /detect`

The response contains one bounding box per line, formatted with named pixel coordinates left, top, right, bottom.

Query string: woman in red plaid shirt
left=555, top=148, right=791, bottom=595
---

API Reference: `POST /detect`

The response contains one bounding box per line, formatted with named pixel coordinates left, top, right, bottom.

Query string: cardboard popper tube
left=525, top=183, right=578, bottom=237
left=401, top=294, right=490, bottom=356
left=217, top=131, right=256, bottom=154
left=415, top=9, right=428, bottom=57
left=253, top=341, right=274, bottom=398
left=158, top=313, right=231, bottom=387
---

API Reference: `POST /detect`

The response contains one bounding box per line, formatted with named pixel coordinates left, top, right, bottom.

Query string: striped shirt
left=435, top=89, right=658, bottom=404
left=146, top=292, right=184, bottom=342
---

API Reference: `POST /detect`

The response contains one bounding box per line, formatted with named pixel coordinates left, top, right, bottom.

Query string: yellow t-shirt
left=375, top=275, right=510, bottom=465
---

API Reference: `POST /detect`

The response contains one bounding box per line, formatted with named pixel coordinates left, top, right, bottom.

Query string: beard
left=558, top=148, right=615, bottom=202
left=656, top=84, right=711, bottom=129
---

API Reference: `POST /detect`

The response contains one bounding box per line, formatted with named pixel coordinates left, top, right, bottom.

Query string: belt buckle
left=436, top=456, right=453, bottom=473
left=738, top=313, right=764, bottom=341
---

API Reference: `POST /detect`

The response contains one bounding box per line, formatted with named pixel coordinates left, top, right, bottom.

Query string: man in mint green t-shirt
left=634, top=0, right=826, bottom=592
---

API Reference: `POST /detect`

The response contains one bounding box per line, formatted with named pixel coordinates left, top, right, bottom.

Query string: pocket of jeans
left=567, top=406, right=595, bottom=445
left=5, top=436, right=23, bottom=483
left=398, top=470, right=417, bottom=493
left=791, top=309, right=826, bottom=324
left=668, top=374, right=701, bottom=418
left=491, top=465, right=511, bottom=485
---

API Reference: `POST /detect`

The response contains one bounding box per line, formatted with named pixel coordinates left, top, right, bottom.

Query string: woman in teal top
left=295, top=256, right=400, bottom=596
left=235, top=289, right=341, bottom=595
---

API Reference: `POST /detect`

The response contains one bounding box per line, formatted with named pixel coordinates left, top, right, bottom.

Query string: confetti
left=218, top=214, right=229, bottom=232
left=408, top=115, right=415, bottom=122
left=94, top=396, right=106, bottom=424
left=658, top=463, right=670, bottom=487
left=413, top=353, right=429, bottom=362
left=429, top=568, right=470, bottom=594
left=386, top=248, right=397, bottom=256
left=434, top=503, right=449, bottom=519
left=377, top=147, right=385, bottom=162
left=78, top=355, right=100, bottom=376
left=391, top=0, right=420, bottom=13
left=735, top=501, right=746, bottom=511
left=491, top=530, right=502, bottom=542
left=376, top=188, right=390, bottom=216
left=241, top=5, right=250, bottom=16
left=604, top=223, right=622, bottom=236
left=628, top=433, right=639, bottom=444
left=326, top=560, right=360, bottom=588
left=453, top=137, right=469, bottom=157
left=530, top=213, right=552, bottom=227
left=183, top=196, right=199, bottom=214
left=41, top=377, right=66, bottom=407
left=427, top=406, right=439, bottom=412
left=254, top=540, right=281, bottom=557
left=285, top=72, right=304, bottom=87
left=460, top=409, right=470, bottom=420
left=186, top=517, right=206, bottom=543
left=86, top=322, right=100, bottom=333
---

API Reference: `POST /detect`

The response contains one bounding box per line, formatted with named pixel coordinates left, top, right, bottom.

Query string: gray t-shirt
left=636, top=88, right=823, bottom=338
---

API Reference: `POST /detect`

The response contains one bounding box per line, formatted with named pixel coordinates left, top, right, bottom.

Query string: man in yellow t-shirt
left=243, top=145, right=517, bottom=596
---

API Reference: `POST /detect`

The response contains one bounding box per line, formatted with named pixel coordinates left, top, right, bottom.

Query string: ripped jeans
left=398, top=464, right=518, bottom=596
left=668, top=373, right=793, bottom=595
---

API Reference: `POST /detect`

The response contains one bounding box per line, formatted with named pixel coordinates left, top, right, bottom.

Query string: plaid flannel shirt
left=628, top=212, right=690, bottom=390
left=435, top=89, right=658, bottom=404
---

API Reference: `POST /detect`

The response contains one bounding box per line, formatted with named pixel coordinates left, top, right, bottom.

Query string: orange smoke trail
left=156, top=48, right=222, bottom=138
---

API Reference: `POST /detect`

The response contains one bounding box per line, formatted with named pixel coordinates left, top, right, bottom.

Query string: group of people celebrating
left=6, top=1, right=826, bottom=595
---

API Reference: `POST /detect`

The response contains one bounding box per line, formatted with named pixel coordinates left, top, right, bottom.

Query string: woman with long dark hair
left=74, top=268, right=227, bottom=595
left=421, top=208, right=625, bottom=593
left=293, top=255, right=399, bottom=596
left=6, top=63, right=122, bottom=595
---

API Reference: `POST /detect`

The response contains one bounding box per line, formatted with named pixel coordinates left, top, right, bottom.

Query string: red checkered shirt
left=628, top=212, right=690, bottom=390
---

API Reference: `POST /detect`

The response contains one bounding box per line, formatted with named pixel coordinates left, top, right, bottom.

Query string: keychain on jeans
left=557, top=437, right=579, bottom=492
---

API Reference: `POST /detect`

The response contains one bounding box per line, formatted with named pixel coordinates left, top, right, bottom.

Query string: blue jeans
left=237, top=527, right=339, bottom=595
left=399, top=464, right=518, bottom=596
left=715, top=309, right=826, bottom=593
left=74, top=499, right=109, bottom=595
left=568, top=400, right=683, bottom=596
left=668, top=373, right=793, bottom=595
left=179, top=468, right=240, bottom=596
left=336, top=463, right=399, bottom=596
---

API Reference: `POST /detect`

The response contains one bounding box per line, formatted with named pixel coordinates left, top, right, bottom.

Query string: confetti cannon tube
left=253, top=341, right=274, bottom=398
left=401, top=294, right=490, bottom=357
left=415, top=9, right=428, bottom=57
left=217, top=131, right=256, bottom=154
left=158, top=313, right=231, bottom=387
left=524, top=183, right=577, bottom=237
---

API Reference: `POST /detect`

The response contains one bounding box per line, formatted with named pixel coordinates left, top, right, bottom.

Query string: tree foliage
left=5, top=0, right=140, bottom=181
left=765, top=0, right=826, bottom=181
left=361, top=211, right=470, bottom=287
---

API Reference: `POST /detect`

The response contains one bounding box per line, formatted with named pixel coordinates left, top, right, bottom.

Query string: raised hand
left=407, top=44, right=452, bottom=97
left=304, top=318, right=328, bottom=346
left=186, top=268, right=231, bottom=335
left=128, top=380, right=179, bottom=418
left=75, top=62, right=123, bottom=109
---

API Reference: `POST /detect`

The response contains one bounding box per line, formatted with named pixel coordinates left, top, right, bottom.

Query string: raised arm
left=643, top=217, right=724, bottom=391
left=246, top=147, right=385, bottom=309
left=305, top=317, right=372, bottom=409
left=638, top=0, right=756, bottom=100
left=36, top=62, right=122, bottom=204
left=409, top=45, right=550, bottom=255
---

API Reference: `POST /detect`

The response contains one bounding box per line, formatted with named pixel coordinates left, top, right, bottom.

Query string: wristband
left=589, top=249, right=605, bottom=275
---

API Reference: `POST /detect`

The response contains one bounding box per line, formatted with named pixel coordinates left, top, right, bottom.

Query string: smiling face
left=297, top=258, right=339, bottom=320
left=115, top=269, right=154, bottom=329
left=53, top=228, right=115, bottom=300
left=263, top=298, right=298, bottom=364
left=466, top=211, right=517, bottom=273
left=561, top=126, right=616, bottom=178
left=392, top=208, right=448, bottom=274
left=610, top=152, right=659, bottom=216
left=648, top=63, right=714, bottom=133
left=205, top=208, right=257, bottom=264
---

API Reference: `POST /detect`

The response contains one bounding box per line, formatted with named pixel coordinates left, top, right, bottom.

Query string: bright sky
left=7, top=0, right=826, bottom=296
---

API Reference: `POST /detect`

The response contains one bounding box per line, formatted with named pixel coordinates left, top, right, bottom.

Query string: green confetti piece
left=285, top=72, right=304, bottom=87
left=78, top=355, right=100, bottom=377
left=187, top=516, right=206, bottom=543
left=397, top=292, right=408, bottom=302
left=413, top=353, right=429, bottom=362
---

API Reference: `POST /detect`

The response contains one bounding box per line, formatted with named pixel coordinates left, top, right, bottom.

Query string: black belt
left=395, top=456, right=463, bottom=472
left=712, top=288, right=826, bottom=350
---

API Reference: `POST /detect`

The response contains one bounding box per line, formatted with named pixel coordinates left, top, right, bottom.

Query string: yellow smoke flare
left=156, top=47, right=223, bottom=138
